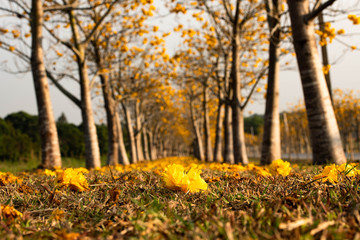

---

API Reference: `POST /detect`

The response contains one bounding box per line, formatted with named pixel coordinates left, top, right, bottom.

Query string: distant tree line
left=0, top=111, right=113, bottom=162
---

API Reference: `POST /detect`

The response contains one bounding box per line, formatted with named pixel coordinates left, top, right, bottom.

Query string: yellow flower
left=162, top=164, right=189, bottom=192
left=43, top=169, right=56, bottom=176
left=253, top=166, right=272, bottom=177
left=56, top=168, right=89, bottom=192
left=162, top=164, right=207, bottom=193
left=1, top=205, right=23, bottom=220
left=186, top=168, right=208, bottom=193
left=313, top=164, right=338, bottom=184
left=268, top=159, right=292, bottom=176
left=336, top=163, right=359, bottom=177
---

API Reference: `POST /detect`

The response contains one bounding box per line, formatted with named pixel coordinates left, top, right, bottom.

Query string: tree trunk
left=148, top=131, right=156, bottom=160
left=231, top=37, right=249, bottom=165
left=68, top=9, right=101, bottom=169
left=142, top=127, right=150, bottom=160
left=223, top=104, right=234, bottom=164
left=135, top=101, right=144, bottom=161
left=190, top=100, right=205, bottom=161
left=203, top=81, right=213, bottom=161
left=318, top=10, right=333, bottom=103
left=213, top=100, right=224, bottom=162
left=261, top=0, right=281, bottom=165
left=31, top=0, right=61, bottom=168
left=232, top=103, right=248, bottom=165
left=98, top=74, right=118, bottom=165
left=79, top=60, right=101, bottom=169
left=93, top=43, right=119, bottom=166
left=288, top=0, right=346, bottom=165
left=115, top=112, right=130, bottom=165
left=122, top=103, right=137, bottom=163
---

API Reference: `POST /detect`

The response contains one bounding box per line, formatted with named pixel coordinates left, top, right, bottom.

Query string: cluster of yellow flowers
left=0, top=172, right=23, bottom=186
left=162, top=164, right=208, bottom=193
left=315, top=22, right=336, bottom=46
left=348, top=14, right=360, bottom=25
left=314, top=163, right=359, bottom=184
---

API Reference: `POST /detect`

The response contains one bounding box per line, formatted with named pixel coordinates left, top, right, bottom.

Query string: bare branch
left=44, top=3, right=93, bottom=12
left=0, top=7, right=28, bottom=19
left=43, top=24, right=79, bottom=56
left=304, top=0, right=337, bottom=23
left=46, top=70, right=81, bottom=108
left=241, top=67, right=268, bottom=110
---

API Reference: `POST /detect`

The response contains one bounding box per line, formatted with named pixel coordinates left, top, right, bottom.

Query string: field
left=0, top=157, right=359, bottom=239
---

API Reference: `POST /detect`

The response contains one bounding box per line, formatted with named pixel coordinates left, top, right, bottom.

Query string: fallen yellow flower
left=162, top=164, right=207, bottom=193
left=1, top=205, right=23, bottom=220
left=314, top=163, right=359, bottom=184
left=336, top=163, right=359, bottom=177
left=313, top=164, right=338, bottom=184
left=43, top=169, right=56, bottom=176
left=56, top=168, right=89, bottom=192
left=268, top=159, right=292, bottom=176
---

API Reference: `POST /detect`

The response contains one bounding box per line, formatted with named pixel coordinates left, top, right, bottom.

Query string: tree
left=287, top=0, right=346, bottom=164
left=30, top=0, right=61, bottom=168
left=0, top=0, right=62, bottom=168
left=260, top=0, right=282, bottom=165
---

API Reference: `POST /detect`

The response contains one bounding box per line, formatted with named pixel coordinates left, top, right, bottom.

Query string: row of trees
left=0, top=0, right=358, bottom=169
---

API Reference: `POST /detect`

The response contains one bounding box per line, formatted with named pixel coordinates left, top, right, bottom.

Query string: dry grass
left=0, top=158, right=359, bottom=239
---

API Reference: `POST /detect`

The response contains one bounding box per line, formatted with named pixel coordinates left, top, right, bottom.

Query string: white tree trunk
left=31, top=0, right=62, bottom=168
left=288, top=0, right=346, bottom=164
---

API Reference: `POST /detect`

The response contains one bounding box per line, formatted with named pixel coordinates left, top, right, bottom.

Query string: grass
left=0, top=157, right=359, bottom=239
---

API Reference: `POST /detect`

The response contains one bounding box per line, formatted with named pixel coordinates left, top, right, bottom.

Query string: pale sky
left=0, top=1, right=359, bottom=124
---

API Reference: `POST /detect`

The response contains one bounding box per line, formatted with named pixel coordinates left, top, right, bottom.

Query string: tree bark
left=122, top=103, right=137, bottom=163
left=318, top=11, right=333, bottom=104
left=223, top=103, right=234, bottom=164
left=213, top=99, right=224, bottom=162
left=115, top=112, right=130, bottom=165
left=95, top=55, right=118, bottom=165
left=101, top=74, right=119, bottom=166
left=231, top=0, right=248, bottom=165
left=142, top=126, right=150, bottom=160
left=231, top=38, right=249, bottom=165
left=135, top=101, right=144, bottom=162
left=148, top=130, right=157, bottom=160
left=190, top=100, right=205, bottom=161
left=68, top=8, right=101, bottom=169
left=203, top=80, right=213, bottom=161
left=31, top=0, right=62, bottom=168
left=261, top=0, right=281, bottom=165
left=288, top=0, right=346, bottom=165
left=78, top=59, right=101, bottom=169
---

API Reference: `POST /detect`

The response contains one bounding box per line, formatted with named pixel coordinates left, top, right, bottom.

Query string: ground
left=0, top=157, right=359, bottom=239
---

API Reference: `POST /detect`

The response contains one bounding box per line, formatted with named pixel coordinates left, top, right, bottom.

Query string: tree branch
left=46, top=70, right=81, bottom=108
left=43, top=24, right=80, bottom=56
left=304, top=0, right=337, bottom=23
left=82, top=0, right=118, bottom=46
left=241, top=67, right=268, bottom=110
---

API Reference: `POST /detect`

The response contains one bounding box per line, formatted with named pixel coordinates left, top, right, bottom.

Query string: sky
left=0, top=1, right=359, bottom=125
